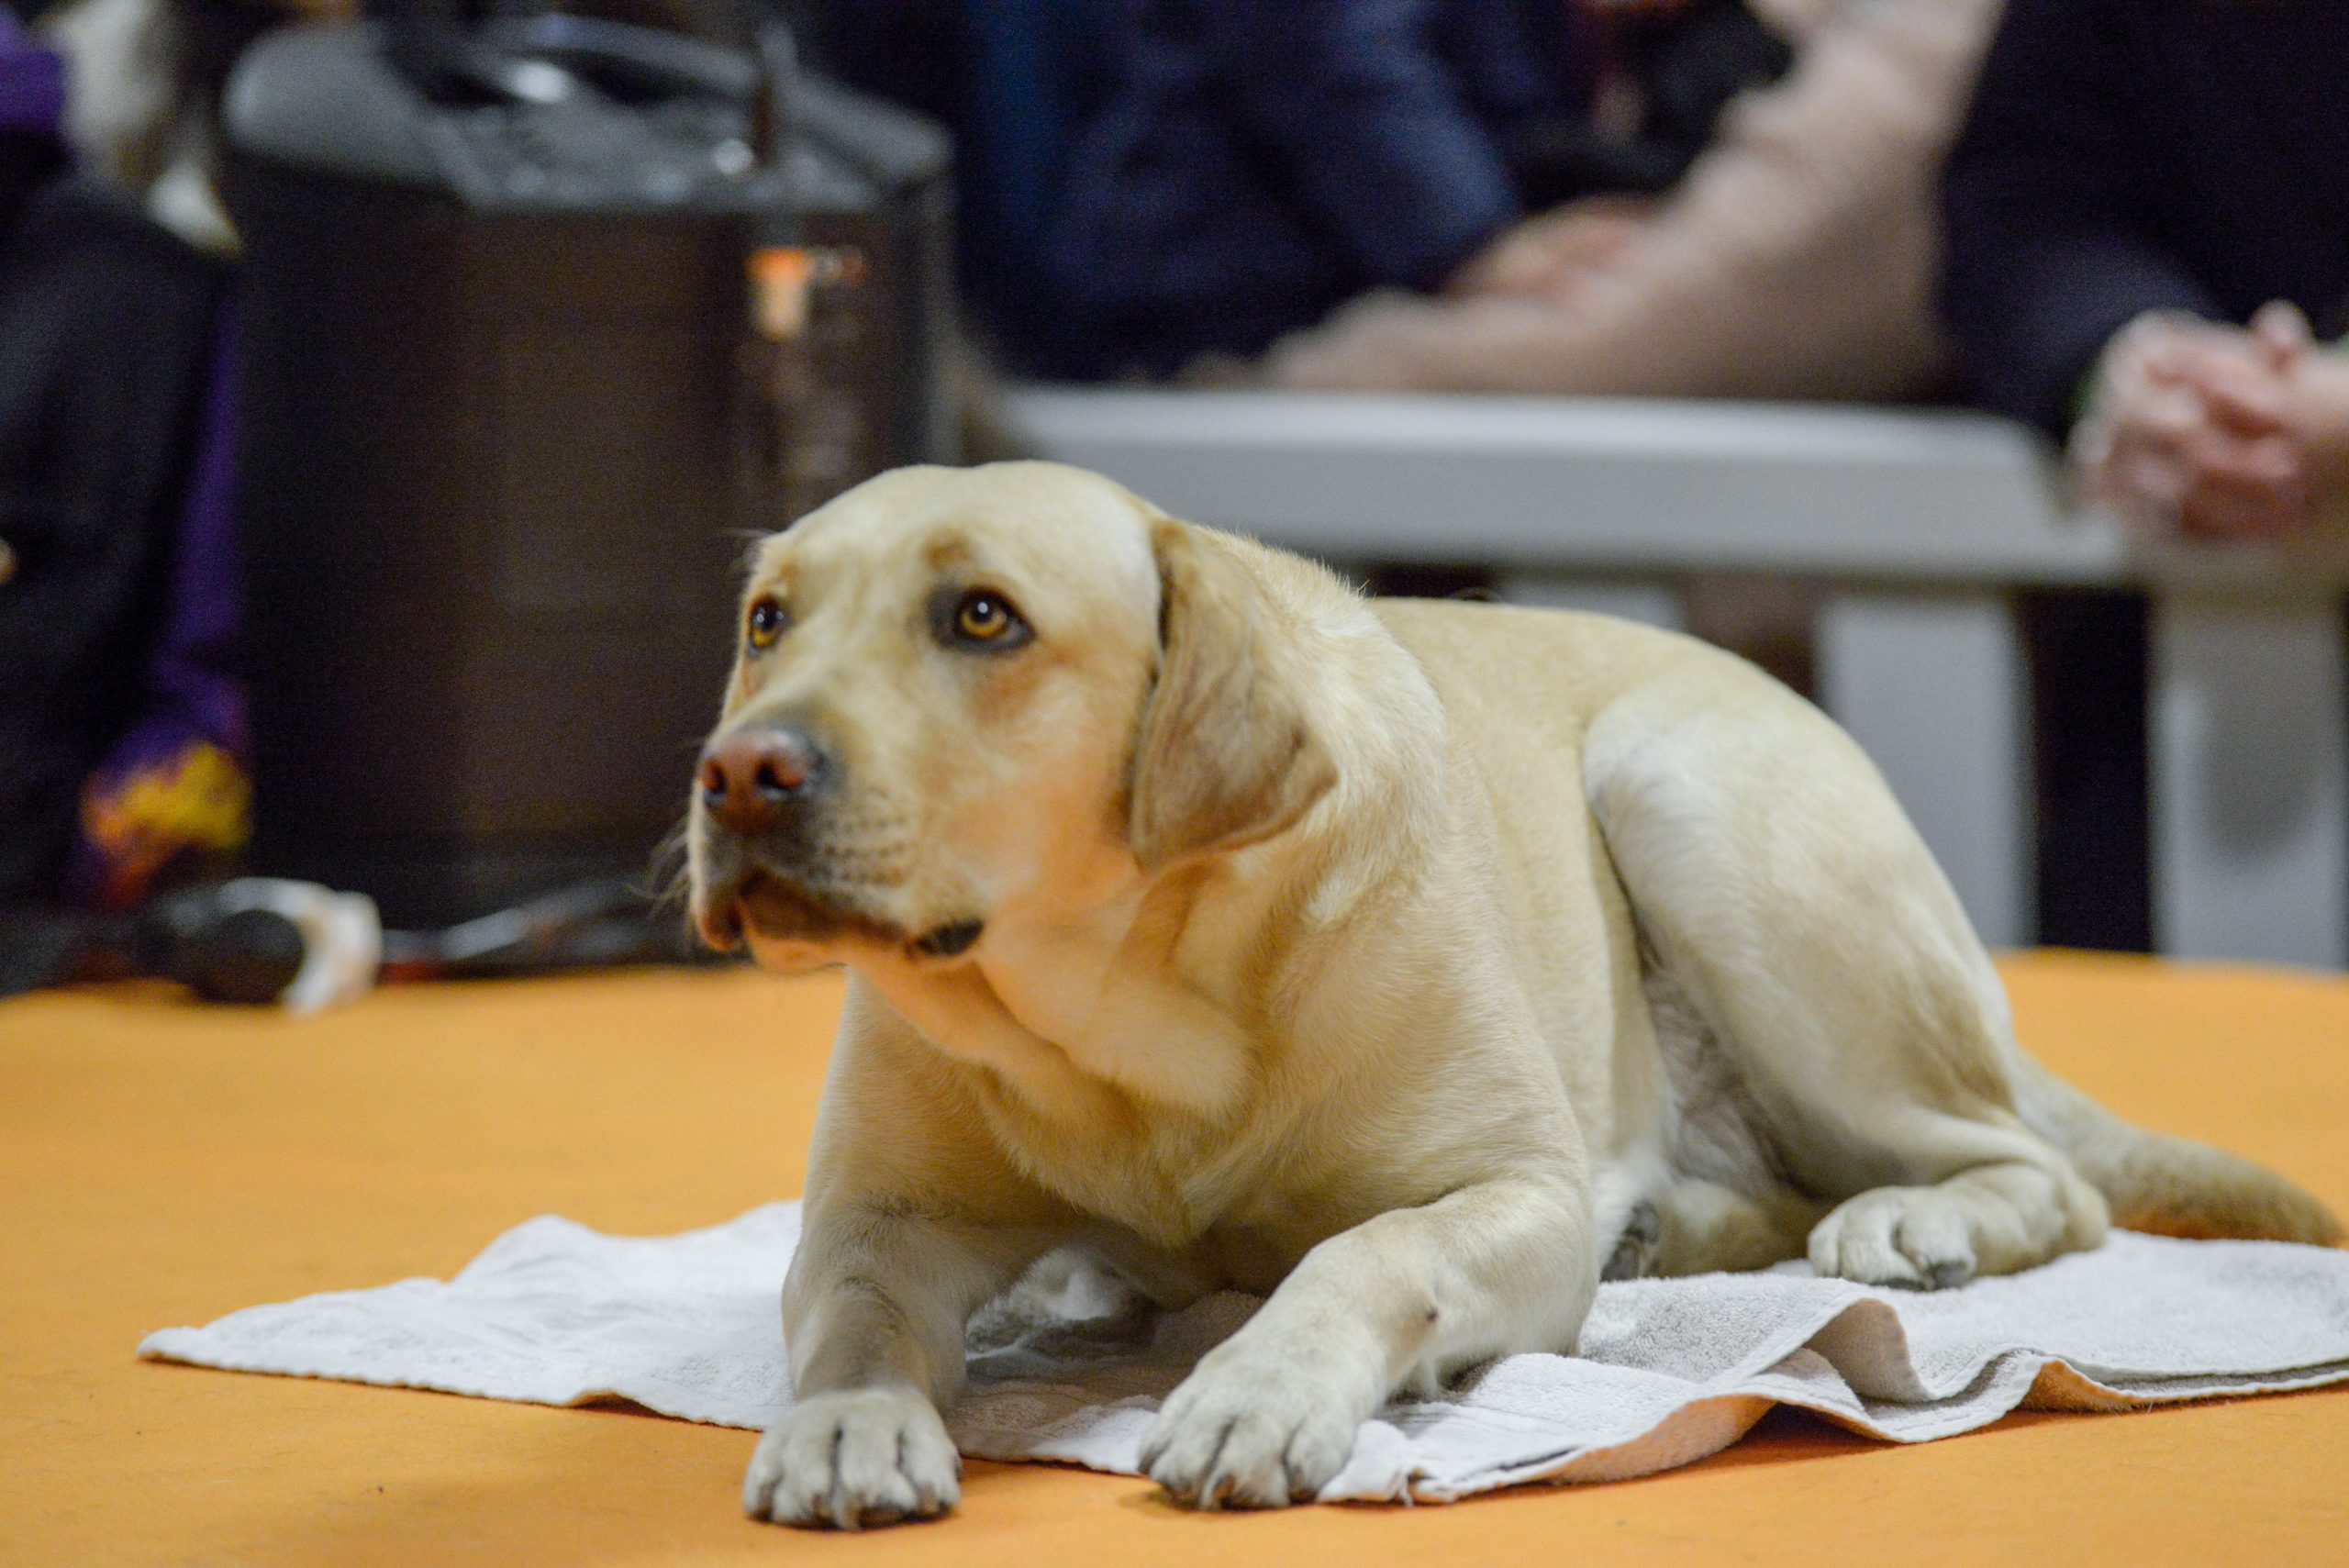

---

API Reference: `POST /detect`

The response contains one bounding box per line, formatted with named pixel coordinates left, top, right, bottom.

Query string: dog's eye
left=745, top=596, right=789, bottom=651
left=950, top=589, right=1028, bottom=648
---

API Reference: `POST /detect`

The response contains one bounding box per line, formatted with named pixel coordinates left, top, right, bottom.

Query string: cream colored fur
left=685, top=462, right=2338, bottom=1529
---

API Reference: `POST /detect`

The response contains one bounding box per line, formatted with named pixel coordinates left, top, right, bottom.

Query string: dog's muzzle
left=693, top=721, right=838, bottom=950
left=691, top=721, right=985, bottom=962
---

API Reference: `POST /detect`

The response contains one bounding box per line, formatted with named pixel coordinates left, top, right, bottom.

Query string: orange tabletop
left=4, top=951, right=2345, bottom=1568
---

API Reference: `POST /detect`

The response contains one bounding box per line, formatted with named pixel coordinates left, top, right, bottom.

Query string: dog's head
left=687, top=462, right=1336, bottom=973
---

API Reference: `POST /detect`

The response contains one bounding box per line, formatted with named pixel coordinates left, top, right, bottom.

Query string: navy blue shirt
left=1038, top=0, right=1587, bottom=378
left=1941, top=0, right=2349, bottom=437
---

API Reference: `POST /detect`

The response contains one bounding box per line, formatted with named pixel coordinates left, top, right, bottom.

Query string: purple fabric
left=143, top=300, right=250, bottom=762
left=0, top=8, right=66, bottom=139
left=71, top=304, right=251, bottom=906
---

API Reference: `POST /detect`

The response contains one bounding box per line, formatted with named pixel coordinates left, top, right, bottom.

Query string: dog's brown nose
left=698, top=726, right=823, bottom=836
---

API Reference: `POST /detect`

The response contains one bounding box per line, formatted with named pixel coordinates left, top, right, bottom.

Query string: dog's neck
left=839, top=838, right=1367, bottom=1250
left=848, top=847, right=1306, bottom=1126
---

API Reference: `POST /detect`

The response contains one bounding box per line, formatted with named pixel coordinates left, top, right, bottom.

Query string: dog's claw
left=742, top=1388, right=960, bottom=1529
left=1143, top=1345, right=1358, bottom=1509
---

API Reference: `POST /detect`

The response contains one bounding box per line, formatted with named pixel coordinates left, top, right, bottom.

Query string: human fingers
left=2188, top=352, right=2293, bottom=436
left=2079, top=407, right=2192, bottom=535
left=2251, top=300, right=2315, bottom=369
left=2172, top=428, right=2311, bottom=540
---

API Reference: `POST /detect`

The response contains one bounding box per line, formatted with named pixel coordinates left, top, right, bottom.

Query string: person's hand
left=2267, top=304, right=2349, bottom=499
left=1447, top=196, right=1658, bottom=302
left=2070, top=309, right=2313, bottom=542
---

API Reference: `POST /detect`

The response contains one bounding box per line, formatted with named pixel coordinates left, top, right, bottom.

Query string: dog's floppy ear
left=1128, top=518, right=1337, bottom=871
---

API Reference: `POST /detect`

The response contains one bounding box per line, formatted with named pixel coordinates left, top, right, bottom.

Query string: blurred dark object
left=1941, top=0, right=2349, bottom=437
left=1684, top=573, right=1816, bottom=699
left=1, top=8, right=67, bottom=229
left=791, top=0, right=1119, bottom=373
left=0, top=126, right=64, bottom=231
left=69, top=300, right=254, bottom=912
left=378, top=875, right=715, bottom=978
left=1509, top=0, right=1794, bottom=206
left=2022, top=590, right=2151, bottom=953
left=0, top=905, right=87, bottom=996
left=1040, top=0, right=1583, bottom=379
left=1, top=875, right=373, bottom=1004
left=220, top=11, right=951, bottom=927
left=133, top=881, right=317, bottom=1003
left=3, top=11, right=256, bottom=937
left=0, top=872, right=708, bottom=1004
left=0, top=175, right=229, bottom=911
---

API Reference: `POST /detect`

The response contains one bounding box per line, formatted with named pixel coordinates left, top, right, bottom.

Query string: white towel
left=140, top=1203, right=2349, bottom=1503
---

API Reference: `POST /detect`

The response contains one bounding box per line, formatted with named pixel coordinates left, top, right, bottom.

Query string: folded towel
left=140, top=1202, right=2349, bottom=1502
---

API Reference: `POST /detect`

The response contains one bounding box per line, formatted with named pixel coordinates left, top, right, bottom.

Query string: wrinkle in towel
left=139, top=1203, right=2349, bottom=1504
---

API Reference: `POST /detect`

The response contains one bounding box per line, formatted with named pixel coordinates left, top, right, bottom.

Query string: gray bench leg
left=2150, top=595, right=2348, bottom=967
left=1815, top=590, right=2034, bottom=950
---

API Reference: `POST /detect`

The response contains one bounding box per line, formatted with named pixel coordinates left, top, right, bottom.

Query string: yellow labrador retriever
left=686, top=461, right=2336, bottom=1528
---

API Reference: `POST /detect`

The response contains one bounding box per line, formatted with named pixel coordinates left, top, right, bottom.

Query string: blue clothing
left=1039, top=0, right=1588, bottom=378
left=804, top=1, right=1125, bottom=375
left=1941, top=0, right=2349, bottom=437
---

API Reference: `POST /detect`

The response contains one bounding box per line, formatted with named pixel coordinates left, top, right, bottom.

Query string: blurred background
left=3, top=0, right=2345, bottom=1006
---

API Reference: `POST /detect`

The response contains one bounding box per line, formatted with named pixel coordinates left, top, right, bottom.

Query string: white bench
left=1002, top=387, right=2349, bottom=967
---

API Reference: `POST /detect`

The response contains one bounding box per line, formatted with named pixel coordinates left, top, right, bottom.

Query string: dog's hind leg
left=1582, top=654, right=2107, bottom=1289
left=1641, top=1179, right=1823, bottom=1278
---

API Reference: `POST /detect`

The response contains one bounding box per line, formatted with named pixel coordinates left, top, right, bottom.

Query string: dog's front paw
left=742, top=1386, right=960, bottom=1529
left=1139, top=1347, right=1362, bottom=1509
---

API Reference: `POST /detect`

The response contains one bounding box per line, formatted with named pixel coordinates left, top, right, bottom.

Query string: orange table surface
left=4, top=951, right=2346, bottom=1568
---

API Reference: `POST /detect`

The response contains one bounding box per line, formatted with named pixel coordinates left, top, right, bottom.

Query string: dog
left=686, top=461, right=2339, bottom=1528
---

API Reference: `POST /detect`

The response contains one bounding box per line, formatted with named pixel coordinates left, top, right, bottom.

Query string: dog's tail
left=2013, top=1055, right=2342, bottom=1245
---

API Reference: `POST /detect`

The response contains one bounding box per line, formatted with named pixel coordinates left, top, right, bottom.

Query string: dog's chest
left=966, top=1061, right=1284, bottom=1252
left=907, top=925, right=1339, bottom=1256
